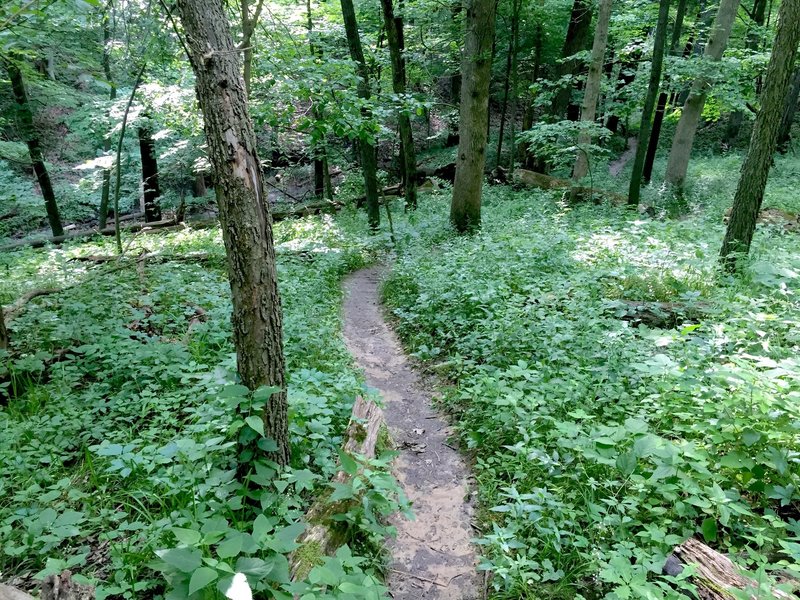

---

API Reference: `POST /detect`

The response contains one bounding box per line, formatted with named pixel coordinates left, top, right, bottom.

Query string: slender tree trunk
left=507, top=0, right=521, bottom=174
left=240, top=0, right=265, bottom=98
left=99, top=0, right=117, bottom=230
left=664, top=0, right=740, bottom=193
left=551, top=0, right=593, bottom=120
left=605, top=52, right=639, bottom=133
left=306, top=0, right=328, bottom=199
left=4, top=57, right=64, bottom=237
left=0, top=309, right=7, bottom=350
left=340, top=0, right=380, bottom=228
left=137, top=123, right=162, bottom=222
left=522, top=19, right=543, bottom=169
left=642, top=0, right=689, bottom=183
left=176, top=0, right=290, bottom=466
left=450, top=0, right=496, bottom=232
left=496, top=36, right=513, bottom=167
left=193, top=173, right=207, bottom=197
left=777, top=66, right=800, bottom=153
left=627, top=0, right=671, bottom=206
left=380, top=0, right=417, bottom=209
left=570, top=0, right=612, bottom=198
left=725, top=0, right=768, bottom=143
left=720, top=0, right=800, bottom=270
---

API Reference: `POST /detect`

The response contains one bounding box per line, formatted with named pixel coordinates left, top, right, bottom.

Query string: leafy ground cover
left=382, top=180, right=800, bottom=599
left=0, top=213, right=403, bottom=599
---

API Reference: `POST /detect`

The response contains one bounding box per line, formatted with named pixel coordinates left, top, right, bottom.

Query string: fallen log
left=289, top=396, right=384, bottom=580
left=664, top=538, right=796, bottom=599
left=514, top=169, right=628, bottom=205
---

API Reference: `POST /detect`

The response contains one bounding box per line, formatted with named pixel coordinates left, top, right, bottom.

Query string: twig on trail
left=388, top=569, right=447, bottom=588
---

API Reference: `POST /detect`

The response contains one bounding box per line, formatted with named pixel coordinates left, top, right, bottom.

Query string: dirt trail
left=610, top=137, right=637, bottom=177
left=342, top=267, right=480, bottom=600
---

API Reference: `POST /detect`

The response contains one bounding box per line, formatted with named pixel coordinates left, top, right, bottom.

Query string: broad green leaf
left=189, top=567, right=218, bottom=595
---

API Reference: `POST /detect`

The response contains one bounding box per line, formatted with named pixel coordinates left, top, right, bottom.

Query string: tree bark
left=99, top=0, right=117, bottom=230
left=380, top=0, right=417, bottom=209
left=777, top=66, right=800, bottom=153
left=642, top=0, right=689, bottom=183
left=340, top=0, right=380, bottom=228
left=176, top=0, right=290, bottom=466
left=570, top=0, right=612, bottom=198
left=550, top=0, right=593, bottom=121
left=720, top=0, right=800, bottom=271
left=3, top=57, right=64, bottom=237
left=664, top=0, right=740, bottom=193
left=0, top=308, right=8, bottom=350
left=450, top=0, right=496, bottom=232
left=627, top=0, right=671, bottom=206
left=193, top=172, right=207, bottom=197
left=137, top=123, right=162, bottom=223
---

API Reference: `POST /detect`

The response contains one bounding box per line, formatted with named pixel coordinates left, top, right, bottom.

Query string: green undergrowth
left=381, top=185, right=800, bottom=599
left=0, top=211, right=403, bottom=599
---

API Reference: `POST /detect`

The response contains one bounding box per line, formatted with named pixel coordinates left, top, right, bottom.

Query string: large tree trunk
left=340, top=0, right=380, bottom=228
left=450, top=0, right=496, bottom=232
left=664, top=0, right=740, bottom=193
left=627, top=0, right=672, bottom=206
left=176, top=0, right=290, bottom=466
left=3, top=57, right=64, bottom=237
left=138, top=123, right=162, bottom=223
left=642, top=0, right=689, bottom=183
left=99, top=0, right=117, bottom=230
left=380, top=0, right=417, bottom=209
left=720, top=0, right=800, bottom=271
left=550, top=0, right=593, bottom=121
left=570, top=0, right=612, bottom=198
left=777, top=66, right=800, bottom=152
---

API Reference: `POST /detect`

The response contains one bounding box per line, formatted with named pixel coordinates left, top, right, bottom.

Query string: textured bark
left=720, top=0, right=800, bottom=271
left=193, top=172, right=207, bottom=197
left=176, top=0, right=289, bottom=465
left=664, top=0, right=740, bottom=192
left=450, top=0, right=496, bottom=232
left=642, top=0, right=689, bottom=183
left=99, top=0, right=117, bottom=230
left=137, top=124, right=163, bottom=222
left=380, top=0, right=417, bottom=209
left=570, top=0, right=612, bottom=198
left=627, top=0, right=671, bottom=206
left=4, top=57, right=64, bottom=237
left=0, top=308, right=8, bottom=350
left=777, top=66, right=800, bottom=153
left=551, top=0, right=593, bottom=121
left=340, top=0, right=380, bottom=228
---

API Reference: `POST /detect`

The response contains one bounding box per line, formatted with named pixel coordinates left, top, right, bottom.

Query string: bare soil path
left=342, top=267, right=480, bottom=600
left=610, top=136, right=638, bottom=177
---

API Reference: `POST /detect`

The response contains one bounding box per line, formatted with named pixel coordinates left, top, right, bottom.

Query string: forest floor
left=343, top=267, right=480, bottom=600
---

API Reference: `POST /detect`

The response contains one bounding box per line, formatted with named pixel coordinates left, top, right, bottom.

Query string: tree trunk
left=99, top=0, right=117, bottom=230
left=506, top=0, right=521, bottom=174
left=570, top=0, right=612, bottom=198
left=240, top=0, right=265, bottom=98
left=777, top=66, right=800, bottom=152
left=605, top=53, right=639, bottom=133
left=4, top=57, right=64, bottom=237
left=725, top=0, right=768, bottom=143
left=720, top=0, right=800, bottom=270
left=496, top=36, right=513, bottom=167
left=176, top=0, right=290, bottom=466
left=522, top=18, right=543, bottom=168
left=138, top=124, right=162, bottom=223
left=306, top=0, right=329, bottom=200
left=664, top=0, right=740, bottom=193
left=550, top=0, right=593, bottom=121
left=340, top=0, right=380, bottom=228
left=642, top=0, right=689, bottom=183
left=0, top=309, right=8, bottom=350
left=627, top=0, right=671, bottom=206
left=450, top=0, right=496, bottom=232
left=380, top=0, right=417, bottom=209
left=193, top=173, right=207, bottom=197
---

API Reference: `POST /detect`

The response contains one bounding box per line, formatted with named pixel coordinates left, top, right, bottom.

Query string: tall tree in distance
left=777, top=67, right=800, bottom=153
left=137, top=118, right=162, bottom=222
left=340, top=0, right=380, bottom=228
left=450, top=0, right=496, bottom=232
left=720, top=0, right=800, bottom=271
left=550, top=0, right=593, bottom=121
left=3, top=55, right=64, bottom=237
left=570, top=0, right=612, bottom=201
left=627, top=0, right=671, bottom=206
left=239, top=0, right=265, bottom=98
left=380, top=0, right=417, bottom=209
left=175, top=0, right=290, bottom=465
left=663, top=0, right=740, bottom=194
left=98, top=0, right=117, bottom=229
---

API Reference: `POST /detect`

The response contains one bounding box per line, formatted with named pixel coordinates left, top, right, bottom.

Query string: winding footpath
left=342, top=267, right=480, bottom=600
